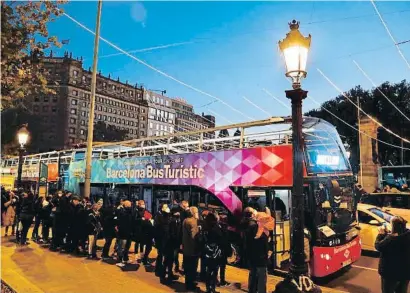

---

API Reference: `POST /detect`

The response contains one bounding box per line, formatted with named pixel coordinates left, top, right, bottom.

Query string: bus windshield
left=303, top=120, right=350, bottom=174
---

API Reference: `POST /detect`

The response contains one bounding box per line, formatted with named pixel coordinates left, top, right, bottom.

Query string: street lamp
left=16, top=124, right=30, bottom=188
left=275, top=21, right=320, bottom=293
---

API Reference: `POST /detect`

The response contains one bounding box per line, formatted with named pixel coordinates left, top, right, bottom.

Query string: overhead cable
left=317, top=68, right=410, bottom=144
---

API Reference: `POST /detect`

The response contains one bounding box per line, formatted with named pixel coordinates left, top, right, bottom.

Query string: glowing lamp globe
left=17, top=125, right=30, bottom=147
left=278, top=20, right=311, bottom=89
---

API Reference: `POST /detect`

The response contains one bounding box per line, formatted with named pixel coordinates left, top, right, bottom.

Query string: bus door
left=267, top=189, right=291, bottom=270
left=153, top=188, right=173, bottom=214
left=143, top=186, right=153, bottom=213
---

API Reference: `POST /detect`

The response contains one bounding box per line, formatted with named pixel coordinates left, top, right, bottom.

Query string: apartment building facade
left=144, top=90, right=176, bottom=137
left=27, top=52, right=148, bottom=151
left=171, top=98, right=215, bottom=138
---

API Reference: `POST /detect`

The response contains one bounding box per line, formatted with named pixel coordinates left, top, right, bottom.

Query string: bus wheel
left=227, top=244, right=240, bottom=265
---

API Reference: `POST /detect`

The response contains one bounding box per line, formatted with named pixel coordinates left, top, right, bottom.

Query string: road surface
left=1, top=228, right=341, bottom=293
left=317, top=251, right=410, bottom=293
left=2, top=228, right=409, bottom=293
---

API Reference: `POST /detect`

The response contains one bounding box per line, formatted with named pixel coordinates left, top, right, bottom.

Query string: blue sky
left=48, top=1, right=410, bottom=126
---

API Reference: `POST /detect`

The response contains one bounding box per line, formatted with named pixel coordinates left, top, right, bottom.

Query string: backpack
left=202, top=231, right=222, bottom=260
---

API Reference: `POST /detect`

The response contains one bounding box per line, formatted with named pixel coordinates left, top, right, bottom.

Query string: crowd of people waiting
left=1, top=187, right=273, bottom=293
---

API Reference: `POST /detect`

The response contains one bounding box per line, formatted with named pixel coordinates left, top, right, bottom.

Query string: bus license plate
left=342, top=259, right=352, bottom=267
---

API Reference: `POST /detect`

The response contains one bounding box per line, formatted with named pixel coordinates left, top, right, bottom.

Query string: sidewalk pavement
left=1, top=231, right=345, bottom=293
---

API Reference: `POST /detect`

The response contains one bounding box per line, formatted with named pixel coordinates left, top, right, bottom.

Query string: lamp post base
left=274, top=273, right=322, bottom=293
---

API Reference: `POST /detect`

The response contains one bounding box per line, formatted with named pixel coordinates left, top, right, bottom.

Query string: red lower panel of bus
left=310, top=236, right=361, bottom=278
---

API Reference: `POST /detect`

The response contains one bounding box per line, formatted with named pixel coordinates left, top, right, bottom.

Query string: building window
left=141, top=123, right=145, bottom=128
left=82, top=102, right=86, bottom=107
left=130, top=91, right=133, bottom=97
left=69, top=138, right=75, bottom=143
left=44, top=97, right=49, bottom=102
left=165, top=100, right=169, bottom=107
left=97, top=114, right=101, bottom=120
left=81, top=120, right=85, bottom=126
left=82, top=76, right=86, bottom=82
left=122, top=111, right=125, bottom=116
left=130, top=129, right=133, bottom=134
left=108, top=108, right=112, bottom=113
left=81, top=111, right=86, bottom=117
left=141, top=108, right=146, bottom=113
left=141, top=131, right=145, bottom=136
left=73, top=70, right=78, bottom=77
left=98, top=106, right=102, bottom=111
left=69, top=128, right=76, bottom=134
left=52, top=107, right=57, bottom=113
left=80, top=129, right=85, bottom=135
left=103, top=115, right=107, bottom=121
left=71, top=99, right=77, bottom=105
left=112, top=85, right=116, bottom=90
left=103, top=107, right=107, bottom=112
left=103, top=82, right=106, bottom=88
left=34, top=97, right=39, bottom=102
left=108, top=116, right=111, bottom=122
left=43, top=117, right=48, bottom=123
left=113, top=117, right=116, bottom=123
left=122, top=119, right=125, bottom=125
left=70, top=118, right=76, bottom=124
left=113, top=110, right=117, bottom=114
left=121, top=88, right=124, bottom=93
left=43, top=106, right=49, bottom=111
left=52, top=96, right=58, bottom=103
left=72, top=90, right=78, bottom=96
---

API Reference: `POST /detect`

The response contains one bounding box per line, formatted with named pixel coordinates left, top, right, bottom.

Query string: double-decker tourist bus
left=2, top=117, right=361, bottom=277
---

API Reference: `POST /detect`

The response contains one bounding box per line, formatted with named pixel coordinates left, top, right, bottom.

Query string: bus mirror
left=369, top=220, right=380, bottom=226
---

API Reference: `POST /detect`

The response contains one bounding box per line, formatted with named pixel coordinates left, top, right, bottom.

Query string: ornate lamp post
left=16, top=124, right=30, bottom=188
left=275, top=21, right=320, bottom=293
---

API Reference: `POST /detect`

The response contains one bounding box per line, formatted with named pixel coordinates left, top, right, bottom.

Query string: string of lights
left=317, top=68, right=410, bottom=144
left=370, top=0, right=410, bottom=70
left=353, top=60, right=410, bottom=122
left=63, top=12, right=254, bottom=123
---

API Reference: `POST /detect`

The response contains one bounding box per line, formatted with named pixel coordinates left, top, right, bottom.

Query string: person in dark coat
left=50, top=191, right=65, bottom=251
left=170, top=207, right=183, bottom=273
left=216, top=214, right=231, bottom=287
left=19, top=192, right=35, bottom=245
left=171, top=200, right=189, bottom=272
left=133, top=200, right=152, bottom=262
left=39, top=196, right=52, bottom=243
left=115, top=200, right=133, bottom=267
left=87, top=203, right=102, bottom=259
left=154, top=203, right=169, bottom=277
left=139, top=201, right=154, bottom=265
left=66, top=196, right=84, bottom=254
left=242, top=207, right=269, bottom=293
left=375, top=216, right=410, bottom=293
left=31, top=195, right=44, bottom=241
left=202, top=212, right=225, bottom=293
left=101, top=202, right=116, bottom=260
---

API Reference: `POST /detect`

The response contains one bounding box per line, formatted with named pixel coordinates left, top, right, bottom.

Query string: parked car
left=357, top=203, right=394, bottom=251
left=361, top=192, right=410, bottom=223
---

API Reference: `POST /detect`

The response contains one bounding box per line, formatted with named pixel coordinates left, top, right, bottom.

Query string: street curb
left=1, top=269, right=43, bottom=293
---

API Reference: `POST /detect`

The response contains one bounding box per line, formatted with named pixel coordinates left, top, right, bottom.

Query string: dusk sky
left=48, top=1, right=410, bottom=126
